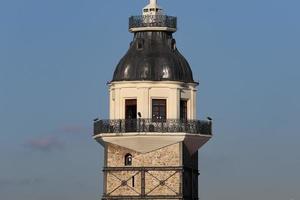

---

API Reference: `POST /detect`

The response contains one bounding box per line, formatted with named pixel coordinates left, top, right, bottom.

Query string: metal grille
left=94, top=119, right=212, bottom=136
left=129, top=15, right=177, bottom=30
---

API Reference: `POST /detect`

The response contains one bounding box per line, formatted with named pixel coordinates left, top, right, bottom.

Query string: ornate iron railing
left=129, top=15, right=177, bottom=30
left=94, top=119, right=212, bottom=136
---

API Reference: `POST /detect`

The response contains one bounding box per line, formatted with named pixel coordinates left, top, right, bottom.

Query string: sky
left=0, top=0, right=299, bottom=199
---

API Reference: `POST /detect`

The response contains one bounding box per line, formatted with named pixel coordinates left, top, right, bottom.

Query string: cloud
left=61, top=124, right=87, bottom=135
left=25, top=136, right=64, bottom=152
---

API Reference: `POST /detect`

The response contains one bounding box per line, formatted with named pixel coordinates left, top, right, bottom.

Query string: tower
left=93, top=1, right=212, bottom=199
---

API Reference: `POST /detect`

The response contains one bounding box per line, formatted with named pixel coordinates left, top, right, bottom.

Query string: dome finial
left=150, top=0, right=157, bottom=5
left=143, top=0, right=163, bottom=16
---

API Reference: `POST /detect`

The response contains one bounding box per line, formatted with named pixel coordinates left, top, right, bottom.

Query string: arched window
left=125, top=153, right=132, bottom=166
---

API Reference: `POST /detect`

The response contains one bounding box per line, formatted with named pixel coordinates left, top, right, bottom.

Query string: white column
left=115, top=88, right=121, bottom=119
left=190, top=87, right=197, bottom=119
left=137, top=87, right=149, bottom=119
left=109, top=88, right=115, bottom=120
left=167, top=88, right=180, bottom=119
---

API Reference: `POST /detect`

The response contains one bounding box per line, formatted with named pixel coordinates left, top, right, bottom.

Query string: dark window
left=144, top=9, right=148, bottom=12
left=132, top=176, right=135, bottom=187
left=180, top=100, right=188, bottom=121
left=171, top=39, right=176, bottom=50
left=152, top=99, right=167, bottom=121
left=125, top=99, right=137, bottom=132
left=125, top=99, right=137, bottom=119
left=150, top=8, right=155, bottom=11
left=136, top=40, right=144, bottom=50
left=125, top=153, right=132, bottom=166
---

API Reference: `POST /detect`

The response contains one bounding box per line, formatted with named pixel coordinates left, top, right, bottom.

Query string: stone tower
left=93, top=1, right=212, bottom=199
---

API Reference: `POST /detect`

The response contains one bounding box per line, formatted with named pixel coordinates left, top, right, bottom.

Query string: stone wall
left=107, top=143, right=181, bottom=167
left=105, top=143, right=182, bottom=197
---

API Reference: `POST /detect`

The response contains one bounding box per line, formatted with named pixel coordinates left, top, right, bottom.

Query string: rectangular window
left=152, top=99, right=167, bottom=121
left=125, top=99, right=137, bottom=132
left=125, top=99, right=137, bottom=119
left=132, top=176, right=135, bottom=187
left=180, top=100, right=188, bottom=121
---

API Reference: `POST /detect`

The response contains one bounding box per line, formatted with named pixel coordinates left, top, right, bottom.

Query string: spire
left=150, top=0, right=157, bottom=5
left=143, top=0, right=164, bottom=16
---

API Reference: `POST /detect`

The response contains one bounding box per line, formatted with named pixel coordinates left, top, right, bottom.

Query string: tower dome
left=112, top=32, right=194, bottom=83
left=111, top=0, right=195, bottom=83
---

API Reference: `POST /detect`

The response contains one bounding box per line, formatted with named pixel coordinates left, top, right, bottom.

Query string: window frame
left=152, top=99, right=167, bottom=122
left=180, top=99, right=188, bottom=121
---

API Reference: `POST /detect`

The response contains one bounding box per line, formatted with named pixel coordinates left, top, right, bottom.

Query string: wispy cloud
left=23, top=123, right=88, bottom=152
left=25, top=136, right=64, bottom=152
left=60, top=124, right=87, bottom=135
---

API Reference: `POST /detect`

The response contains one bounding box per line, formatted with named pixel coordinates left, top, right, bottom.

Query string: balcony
left=93, top=119, right=212, bottom=136
left=129, top=15, right=177, bottom=32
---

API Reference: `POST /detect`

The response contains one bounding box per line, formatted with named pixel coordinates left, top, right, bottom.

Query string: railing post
left=142, top=119, right=145, bottom=132
left=138, top=118, right=141, bottom=132
left=119, top=119, right=122, bottom=133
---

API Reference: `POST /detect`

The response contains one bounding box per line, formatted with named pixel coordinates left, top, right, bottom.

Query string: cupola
left=112, top=0, right=195, bottom=83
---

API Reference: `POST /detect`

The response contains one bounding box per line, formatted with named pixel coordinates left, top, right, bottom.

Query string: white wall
left=109, top=81, right=198, bottom=120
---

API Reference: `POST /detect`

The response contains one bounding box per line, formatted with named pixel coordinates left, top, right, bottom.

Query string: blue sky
left=0, top=0, right=299, bottom=199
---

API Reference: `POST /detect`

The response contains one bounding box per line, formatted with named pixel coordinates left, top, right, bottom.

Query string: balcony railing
left=129, top=15, right=177, bottom=30
left=93, top=119, right=212, bottom=136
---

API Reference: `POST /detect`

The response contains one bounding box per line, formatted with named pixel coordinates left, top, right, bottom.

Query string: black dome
left=112, top=32, right=194, bottom=83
